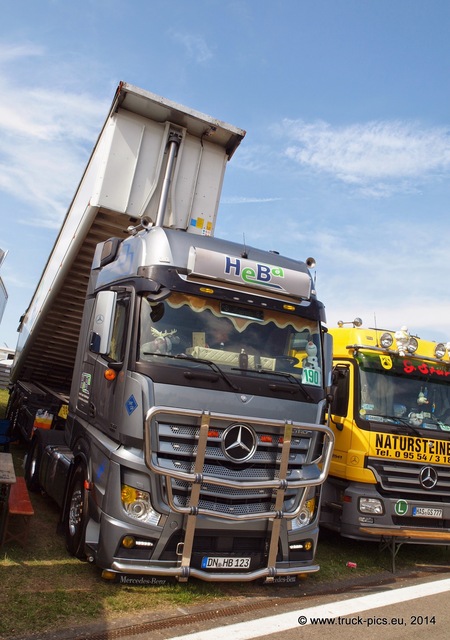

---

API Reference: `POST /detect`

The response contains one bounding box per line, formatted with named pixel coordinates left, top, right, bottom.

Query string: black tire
left=64, top=462, right=89, bottom=559
left=24, top=429, right=65, bottom=492
left=24, top=434, right=42, bottom=492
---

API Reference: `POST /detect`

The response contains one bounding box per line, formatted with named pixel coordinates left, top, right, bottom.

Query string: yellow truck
left=322, top=320, right=450, bottom=565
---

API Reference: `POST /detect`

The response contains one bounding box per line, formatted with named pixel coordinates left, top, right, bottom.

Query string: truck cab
left=323, top=320, right=450, bottom=553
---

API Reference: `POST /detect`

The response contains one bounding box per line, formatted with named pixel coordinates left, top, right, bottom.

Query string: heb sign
left=187, top=247, right=311, bottom=299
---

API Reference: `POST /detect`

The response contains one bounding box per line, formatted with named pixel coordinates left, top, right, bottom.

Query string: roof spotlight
left=435, top=343, right=446, bottom=359
left=407, top=337, right=418, bottom=354
left=380, top=332, right=393, bottom=349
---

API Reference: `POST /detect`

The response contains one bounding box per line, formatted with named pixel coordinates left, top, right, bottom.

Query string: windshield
left=357, top=353, right=450, bottom=433
left=138, top=292, right=322, bottom=387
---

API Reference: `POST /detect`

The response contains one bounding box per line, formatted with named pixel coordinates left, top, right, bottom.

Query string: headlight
left=380, top=332, right=393, bottom=349
left=359, top=497, right=384, bottom=515
left=121, top=484, right=161, bottom=526
left=290, top=497, right=316, bottom=530
left=435, top=343, right=446, bottom=359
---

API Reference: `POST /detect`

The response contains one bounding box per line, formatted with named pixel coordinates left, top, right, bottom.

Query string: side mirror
left=330, top=364, right=350, bottom=423
left=322, top=331, right=333, bottom=388
left=89, top=291, right=117, bottom=355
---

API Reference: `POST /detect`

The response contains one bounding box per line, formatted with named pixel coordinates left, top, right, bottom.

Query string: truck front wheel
left=24, top=435, right=42, bottom=491
left=65, top=462, right=89, bottom=559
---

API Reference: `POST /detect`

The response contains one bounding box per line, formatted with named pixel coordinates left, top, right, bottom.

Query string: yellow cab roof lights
left=333, top=319, right=450, bottom=366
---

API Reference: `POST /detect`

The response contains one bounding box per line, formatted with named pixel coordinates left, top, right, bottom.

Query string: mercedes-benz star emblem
left=222, top=423, right=257, bottom=463
left=419, top=466, right=438, bottom=490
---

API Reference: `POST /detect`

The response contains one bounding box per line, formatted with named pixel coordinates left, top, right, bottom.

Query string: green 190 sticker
left=302, top=368, right=321, bottom=386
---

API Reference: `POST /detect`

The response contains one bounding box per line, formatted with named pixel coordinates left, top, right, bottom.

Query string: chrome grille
left=172, top=460, right=282, bottom=479
left=174, top=494, right=275, bottom=516
left=367, top=457, right=450, bottom=498
left=147, top=410, right=322, bottom=518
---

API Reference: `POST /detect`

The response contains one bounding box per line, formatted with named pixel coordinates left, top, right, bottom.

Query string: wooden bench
left=359, top=526, right=450, bottom=573
left=1, top=477, right=35, bottom=547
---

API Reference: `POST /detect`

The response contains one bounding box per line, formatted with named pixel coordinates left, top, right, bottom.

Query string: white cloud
left=222, top=196, right=281, bottom=204
left=311, top=221, right=450, bottom=343
left=0, top=137, right=90, bottom=228
left=168, top=29, right=214, bottom=63
left=0, top=42, right=44, bottom=64
left=0, top=88, right=106, bottom=142
left=231, top=143, right=280, bottom=173
left=277, top=119, right=450, bottom=195
left=0, top=46, right=109, bottom=227
left=238, top=213, right=450, bottom=342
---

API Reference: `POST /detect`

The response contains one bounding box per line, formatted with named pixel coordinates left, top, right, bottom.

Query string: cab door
left=87, top=289, right=132, bottom=437
left=329, top=361, right=354, bottom=478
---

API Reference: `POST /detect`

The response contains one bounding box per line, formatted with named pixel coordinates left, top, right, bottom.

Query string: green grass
left=1, top=387, right=450, bottom=638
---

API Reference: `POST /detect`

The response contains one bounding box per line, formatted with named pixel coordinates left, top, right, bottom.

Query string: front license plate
left=412, top=507, right=443, bottom=518
left=201, top=556, right=251, bottom=569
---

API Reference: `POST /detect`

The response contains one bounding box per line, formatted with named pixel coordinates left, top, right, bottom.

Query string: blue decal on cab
left=126, top=395, right=138, bottom=415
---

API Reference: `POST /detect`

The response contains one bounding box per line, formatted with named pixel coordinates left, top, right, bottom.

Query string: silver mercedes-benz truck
left=8, top=82, right=334, bottom=583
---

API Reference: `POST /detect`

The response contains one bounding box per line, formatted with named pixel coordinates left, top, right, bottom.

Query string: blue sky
left=1, top=0, right=450, bottom=350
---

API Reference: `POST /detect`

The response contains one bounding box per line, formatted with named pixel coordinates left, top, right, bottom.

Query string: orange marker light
left=104, top=368, right=117, bottom=381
